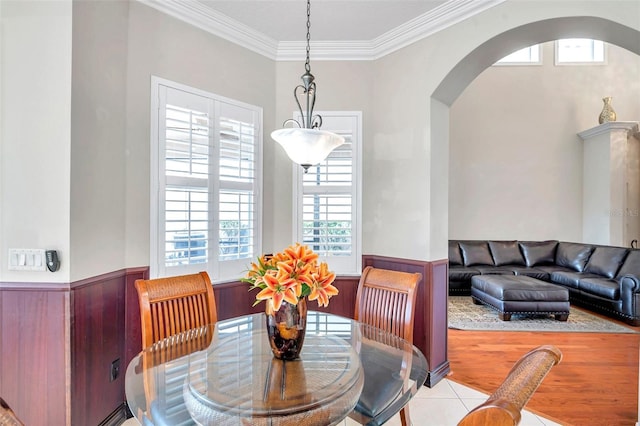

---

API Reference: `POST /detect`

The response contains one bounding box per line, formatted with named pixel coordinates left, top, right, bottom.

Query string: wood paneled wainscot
left=0, top=267, right=148, bottom=426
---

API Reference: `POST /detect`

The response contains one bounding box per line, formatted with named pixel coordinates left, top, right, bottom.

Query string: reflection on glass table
left=125, top=312, right=428, bottom=426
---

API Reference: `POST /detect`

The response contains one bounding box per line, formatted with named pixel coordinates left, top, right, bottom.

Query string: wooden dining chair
left=0, top=397, right=25, bottom=426
left=135, top=271, right=217, bottom=349
left=457, top=345, right=562, bottom=426
left=351, top=266, right=422, bottom=426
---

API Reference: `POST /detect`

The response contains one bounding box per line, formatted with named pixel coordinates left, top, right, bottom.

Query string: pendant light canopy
left=271, top=0, right=345, bottom=173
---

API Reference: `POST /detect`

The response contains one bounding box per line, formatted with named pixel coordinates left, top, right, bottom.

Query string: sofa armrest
left=620, top=274, right=640, bottom=292
left=619, top=275, right=640, bottom=320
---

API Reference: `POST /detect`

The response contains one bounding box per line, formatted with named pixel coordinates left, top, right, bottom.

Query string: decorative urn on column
left=598, top=96, right=617, bottom=124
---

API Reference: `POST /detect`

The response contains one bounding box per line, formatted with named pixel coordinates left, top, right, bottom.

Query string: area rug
left=448, top=296, right=638, bottom=333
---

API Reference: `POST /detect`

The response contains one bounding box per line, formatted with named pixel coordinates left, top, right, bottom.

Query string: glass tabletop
left=125, top=311, right=428, bottom=426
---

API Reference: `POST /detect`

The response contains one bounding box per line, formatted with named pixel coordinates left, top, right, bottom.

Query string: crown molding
left=139, top=0, right=279, bottom=60
left=369, top=0, right=506, bottom=60
left=139, top=0, right=506, bottom=61
left=277, top=41, right=375, bottom=62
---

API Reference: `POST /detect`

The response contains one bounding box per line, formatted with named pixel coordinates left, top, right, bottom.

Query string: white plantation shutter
left=217, top=102, right=259, bottom=277
left=294, top=112, right=362, bottom=274
left=152, top=78, right=262, bottom=280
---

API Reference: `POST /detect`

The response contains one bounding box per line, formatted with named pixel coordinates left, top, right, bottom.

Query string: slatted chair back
left=135, top=271, right=217, bottom=349
left=458, top=345, right=563, bottom=426
left=0, top=397, right=24, bottom=426
left=352, top=266, right=421, bottom=426
left=354, top=266, right=421, bottom=343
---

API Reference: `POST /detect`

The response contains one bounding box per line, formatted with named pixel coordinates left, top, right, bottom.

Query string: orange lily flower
left=284, top=243, right=319, bottom=265
left=255, top=272, right=298, bottom=311
left=308, top=262, right=339, bottom=307
left=245, top=243, right=338, bottom=310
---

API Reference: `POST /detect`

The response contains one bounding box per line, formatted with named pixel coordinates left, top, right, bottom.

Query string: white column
left=578, top=122, right=640, bottom=247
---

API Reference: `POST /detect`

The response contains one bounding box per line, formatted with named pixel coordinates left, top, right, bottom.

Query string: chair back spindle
left=135, top=271, right=217, bottom=349
left=355, top=266, right=420, bottom=343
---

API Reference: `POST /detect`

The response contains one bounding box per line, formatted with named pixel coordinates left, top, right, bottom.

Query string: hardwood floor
left=447, top=314, right=640, bottom=426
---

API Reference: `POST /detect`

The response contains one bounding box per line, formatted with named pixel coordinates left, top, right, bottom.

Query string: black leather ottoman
left=470, top=275, right=570, bottom=321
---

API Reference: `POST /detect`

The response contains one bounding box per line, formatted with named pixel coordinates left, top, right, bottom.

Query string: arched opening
left=431, top=16, right=640, bottom=243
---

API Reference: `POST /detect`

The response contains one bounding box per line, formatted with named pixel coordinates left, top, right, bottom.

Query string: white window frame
left=494, top=45, right=542, bottom=66
left=555, top=39, right=606, bottom=65
left=292, top=111, right=362, bottom=276
left=150, top=76, right=263, bottom=282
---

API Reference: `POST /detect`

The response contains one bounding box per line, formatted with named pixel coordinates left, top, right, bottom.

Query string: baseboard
left=426, top=360, right=450, bottom=388
left=98, top=403, right=128, bottom=426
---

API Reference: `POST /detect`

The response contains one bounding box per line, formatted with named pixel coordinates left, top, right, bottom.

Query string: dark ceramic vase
left=265, top=298, right=307, bottom=360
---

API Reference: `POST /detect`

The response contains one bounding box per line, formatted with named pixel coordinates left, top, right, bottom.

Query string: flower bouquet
left=242, top=243, right=338, bottom=359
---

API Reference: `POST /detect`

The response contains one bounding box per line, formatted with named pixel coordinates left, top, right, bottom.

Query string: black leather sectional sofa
left=449, top=240, right=640, bottom=325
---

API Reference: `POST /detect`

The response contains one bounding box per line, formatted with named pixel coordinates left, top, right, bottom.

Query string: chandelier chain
left=305, top=0, right=311, bottom=73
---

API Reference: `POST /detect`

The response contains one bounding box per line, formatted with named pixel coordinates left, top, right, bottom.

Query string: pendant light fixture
left=271, top=0, right=345, bottom=173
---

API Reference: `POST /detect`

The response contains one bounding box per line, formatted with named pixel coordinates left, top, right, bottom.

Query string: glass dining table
left=125, top=311, right=428, bottom=426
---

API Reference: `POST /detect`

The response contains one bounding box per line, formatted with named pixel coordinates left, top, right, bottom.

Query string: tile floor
left=342, top=378, right=563, bottom=426
left=122, top=378, right=564, bottom=426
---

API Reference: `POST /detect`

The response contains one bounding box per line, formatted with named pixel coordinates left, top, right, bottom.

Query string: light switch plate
left=8, top=249, right=46, bottom=271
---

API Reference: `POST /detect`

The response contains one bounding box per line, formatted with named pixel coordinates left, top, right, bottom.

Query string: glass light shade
left=271, top=128, right=345, bottom=170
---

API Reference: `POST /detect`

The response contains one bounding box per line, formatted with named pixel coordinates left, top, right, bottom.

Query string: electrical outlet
left=110, top=358, right=120, bottom=382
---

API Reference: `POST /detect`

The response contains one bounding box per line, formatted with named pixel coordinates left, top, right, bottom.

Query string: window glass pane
left=219, top=117, right=256, bottom=183
left=557, top=39, right=605, bottom=63
left=496, top=45, right=540, bottom=64
left=164, top=188, right=209, bottom=267
left=165, top=105, right=210, bottom=180
left=303, top=135, right=353, bottom=186
left=302, top=194, right=352, bottom=257
left=219, top=190, right=254, bottom=261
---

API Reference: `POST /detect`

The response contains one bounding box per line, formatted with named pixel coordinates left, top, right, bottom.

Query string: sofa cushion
left=555, top=242, right=594, bottom=272
left=489, top=241, right=525, bottom=266
left=475, top=266, right=515, bottom=275
left=519, top=241, right=558, bottom=267
left=536, top=265, right=574, bottom=274
left=459, top=241, right=494, bottom=267
left=584, top=246, right=629, bottom=279
left=449, top=266, right=480, bottom=282
left=550, top=271, right=598, bottom=289
left=578, top=277, right=620, bottom=300
left=509, top=266, right=551, bottom=281
left=616, top=250, right=640, bottom=278
left=449, top=241, right=463, bottom=266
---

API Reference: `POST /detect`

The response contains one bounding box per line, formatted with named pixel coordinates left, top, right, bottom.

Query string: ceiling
left=140, top=0, right=506, bottom=60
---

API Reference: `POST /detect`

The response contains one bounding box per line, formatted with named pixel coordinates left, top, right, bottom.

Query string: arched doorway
left=430, top=15, right=640, bottom=420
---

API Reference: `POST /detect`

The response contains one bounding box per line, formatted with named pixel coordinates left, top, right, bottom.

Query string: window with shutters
left=151, top=77, right=262, bottom=280
left=293, top=112, right=362, bottom=275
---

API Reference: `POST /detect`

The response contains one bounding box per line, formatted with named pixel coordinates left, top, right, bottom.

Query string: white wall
left=449, top=42, right=640, bottom=241
left=70, top=0, right=129, bottom=281
left=0, top=1, right=72, bottom=282
left=124, top=2, right=277, bottom=269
